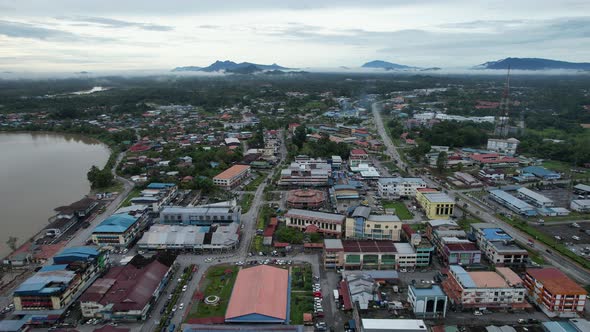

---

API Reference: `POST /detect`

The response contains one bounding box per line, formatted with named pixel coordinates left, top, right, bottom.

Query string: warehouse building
left=516, top=187, right=554, bottom=208
left=521, top=166, right=561, bottom=180
left=571, top=199, right=590, bottom=213
left=225, top=265, right=290, bottom=323
left=574, top=184, right=590, bottom=196
left=489, top=189, right=537, bottom=216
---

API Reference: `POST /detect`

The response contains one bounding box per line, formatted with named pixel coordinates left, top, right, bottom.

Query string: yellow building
left=416, top=189, right=455, bottom=219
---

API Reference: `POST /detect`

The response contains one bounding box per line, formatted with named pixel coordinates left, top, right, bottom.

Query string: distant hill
left=361, top=60, right=416, bottom=70
left=171, top=66, right=202, bottom=72
left=172, top=60, right=289, bottom=73
left=474, top=57, right=590, bottom=70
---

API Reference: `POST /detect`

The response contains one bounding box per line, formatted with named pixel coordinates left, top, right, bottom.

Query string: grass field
left=239, top=193, right=254, bottom=213
left=382, top=201, right=413, bottom=220
left=290, top=292, right=314, bottom=325
left=542, top=160, right=590, bottom=180
left=457, top=218, right=481, bottom=231
left=244, top=172, right=266, bottom=191
left=121, top=187, right=142, bottom=207
left=186, top=265, right=239, bottom=320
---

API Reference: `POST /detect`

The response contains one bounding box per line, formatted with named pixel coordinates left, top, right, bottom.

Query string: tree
left=87, top=165, right=114, bottom=189
left=456, top=162, right=464, bottom=172
left=436, top=151, right=448, bottom=174
left=292, top=125, right=307, bottom=149
left=275, top=227, right=304, bottom=244
left=6, top=236, right=18, bottom=252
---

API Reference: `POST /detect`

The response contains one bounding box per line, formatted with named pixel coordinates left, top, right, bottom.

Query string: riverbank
left=0, top=131, right=118, bottom=259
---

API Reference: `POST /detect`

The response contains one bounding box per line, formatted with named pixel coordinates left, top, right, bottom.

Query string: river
left=0, top=132, right=110, bottom=257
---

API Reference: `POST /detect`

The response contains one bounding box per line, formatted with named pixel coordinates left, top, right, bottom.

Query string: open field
left=186, top=265, right=239, bottom=320
left=382, top=201, right=413, bottom=220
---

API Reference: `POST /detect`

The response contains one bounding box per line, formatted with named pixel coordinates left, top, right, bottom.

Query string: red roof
left=304, top=224, right=320, bottom=233
left=80, top=259, right=170, bottom=312
left=303, top=243, right=323, bottom=248
left=273, top=242, right=290, bottom=248
left=225, top=265, right=289, bottom=321
left=269, top=217, right=278, bottom=226
left=213, top=165, right=250, bottom=180
left=445, top=243, right=479, bottom=251
left=526, top=268, right=587, bottom=295
left=128, top=143, right=151, bottom=152
left=350, top=149, right=368, bottom=156
left=93, top=327, right=130, bottom=332
left=340, top=280, right=353, bottom=310
left=470, top=153, right=519, bottom=164
left=342, top=240, right=396, bottom=253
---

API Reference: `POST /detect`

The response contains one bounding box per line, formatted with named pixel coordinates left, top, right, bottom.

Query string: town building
left=416, top=189, right=455, bottom=219
left=478, top=168, right=505, bottom=182
left=322, top=239, right=424, bottom=270
left=344, top=206, right=402, bottom=241
left=159, top=201, right=240, bottom=226
left=521, top=166, right=561, bottom=180
left=377, top=178, right=427, bottom=199
left=442, top=265, right=528, bottom=310
left=278, top=159, right=331, bottom=187
left=516, top=187, right=554, bottom=208
left=471, top=223, right=528, bottom=266
left=349, top=163, right=381, bottom=179
left=80, top=255, right=174, bottom=321
left=13, top=247, right=106, bottom=325
left=571, top=199, right=590, bottom=213
left=284, top=209, right=344, bottom=237
left=402, top=225, right=435, bottom=267
left=349, top=149, right=369, bottom=167
left=360, top=319, right=428, bottom=332
left=487, top=138, right=520, bottom=156
left=130, top=182, right=177, bottom=212
left=574, top=184, right=590, bottom=196
left=213, top=165, right=251, bottom=189
left=138, top=223, right=240, bottom=251
left=331, top=184, right=360, bottom=200
left=489, top=189, right=537, bottom=216
left=225, top=265, right=289, bottom=323
left=91, top=214, right=143, bottom=247
left=542, top=318, right=590, bottom=332
left=468, top=153, right=520, bottom=168
left=286, top=189, right=326, bottom=210
left=339, top=273, right=379, bottom=311
left=408, top=284, right=448, bottom=318
left=524, top=268, right=587, bottom=318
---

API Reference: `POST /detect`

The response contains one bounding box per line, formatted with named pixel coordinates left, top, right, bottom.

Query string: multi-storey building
left=344, top=206, right=402, bottom=241
left=377, top=177, right=427, bottom=199
left=284, top=209, right=344, bottom=237
left=349, top=149, right=370, bottom=167
left=278, top=159, right=331, bottom=187
left=130, top=182, right=177, bottom=212
left=471, top=223, right=528, bottom=266
left=159, top=201, right=240, bottom=226
left=91, top=214, right=143, bottom=247
left=408, top=284, right=448, bottom=318
left=524, top=268, right=587, bottom=318
left=213, top=165, right=251, bottom=189
left=486, top=138, right=520, bottom=156
left=416, top=189, right=455, bottom=219
left=442, top=265, right=529, bottom=310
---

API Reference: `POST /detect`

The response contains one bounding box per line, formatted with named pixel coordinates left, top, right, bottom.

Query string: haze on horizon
left=0, top=0, right=589, bottom=72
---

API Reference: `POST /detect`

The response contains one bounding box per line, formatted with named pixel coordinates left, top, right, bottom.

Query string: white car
left=474, top=311, right=483, bottom=316
left=205, top=258, right=213, bottom=263
left=179, top=303, right=184, bottom=310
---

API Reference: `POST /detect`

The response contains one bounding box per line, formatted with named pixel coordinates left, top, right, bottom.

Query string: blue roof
left=147, top=182, right=176, bottom=189
left=522, top=166, right=559, bottom=177
left=542, top=321, right=578, bottom=332
left=449, top=265, right=476, bottom=288
left=54, top=246, right=99, bottom=264
left=482, top=228, right=512, bottom=241
left=0, top=318, right=28, bottom=332
left=39, top=264, right=68, bottom=272
left=14, top=269, right=75, bottom=295
left=410, top=284, right=446, bottom=297
left=93, top=214, right=138, bottom=233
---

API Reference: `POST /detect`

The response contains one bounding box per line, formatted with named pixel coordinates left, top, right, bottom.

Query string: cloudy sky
left=0, top=0, right=589, bottom=72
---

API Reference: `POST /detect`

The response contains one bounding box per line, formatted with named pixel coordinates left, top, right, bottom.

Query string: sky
left=0, top=0, right=589, bottom=72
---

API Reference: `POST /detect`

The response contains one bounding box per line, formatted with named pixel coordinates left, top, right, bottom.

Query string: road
left=67, top=151, right=135, bottom=248
left=372, top=101, right=590, bottom=284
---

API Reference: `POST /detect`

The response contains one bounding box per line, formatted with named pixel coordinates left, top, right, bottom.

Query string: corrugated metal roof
left=93, top=214, right=138, bottom=233
left=449, top=265, right=476, bottom=288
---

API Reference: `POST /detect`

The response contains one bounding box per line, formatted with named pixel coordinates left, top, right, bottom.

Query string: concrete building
left=286, top=189, right=326, bottom=210
left=284, top=209, right=344, bottom=237
left=416, top=189, right=455, bottom=219
left=91, top=214, right=143, bottom=247
left=402, top=225, right=435, bottom=267
left=13, top=247, right=106, bottom=325
left=574, top=184, right=590, bottom=196
left=489, top=189, right=537, bottom=216
left=442, top=265, right=528, bottom=310
left=377, top=178, right=427, bottom=199
left=471, top=223, right=528, bottom=267
left=487, top=138, right=520, bottom=156
left=349, top=149, right=370, bottom=167
left=278, top=159, right=331, bottom=187
left=323, top=239, right=344, bottom=269
left=159, top=201, right=240, bottom=226
left=408, top=284, right=448, bottom=318
left=516, top=187, right=554, bottom=208
left=521, top=166, right=561, bottom=180
left=345, top=206, right=402, bottom=241
left=524, top=268, right=587, bottom=318
left=323, top=239, right=423, bottom=270
left=138, top=223, right=240, bottom=251
left=360, top=319, right=428, bottom=332
left=80, top=256, right=173, bottom=321
left=130, top=182, right=177, bottom=212
left=570, top=199, right=590, bottom=213
left=213, top=165, right=251, bottom=189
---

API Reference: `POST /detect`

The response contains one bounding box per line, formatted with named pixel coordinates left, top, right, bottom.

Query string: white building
left=571, top=200, right=590, bottom=213
left=487, top=138, right=520, bottom=156
left=361, top=319, right=428, bottom=332
left=377, top=178, right=427, bottom=199
left=516, top=187, right=554, bottom=207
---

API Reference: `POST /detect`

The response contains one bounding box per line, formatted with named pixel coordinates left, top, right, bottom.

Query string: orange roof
left=303, top=313, right=313, bottom=322
left=496, top=267, right=523, bottom=286
left=527, top=268, right=587, bottom=295
left=213, top=165, right=250, bottom=180
left=469, top=271, right=508, bottom=288
left=225, top=265, right=289, bottom=321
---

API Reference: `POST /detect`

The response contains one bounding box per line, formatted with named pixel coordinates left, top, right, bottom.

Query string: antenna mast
left=494, top=65, right=511, bottom=137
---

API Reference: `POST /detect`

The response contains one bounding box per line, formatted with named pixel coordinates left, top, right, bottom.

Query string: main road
left=372, top=101, right=590, bottom=284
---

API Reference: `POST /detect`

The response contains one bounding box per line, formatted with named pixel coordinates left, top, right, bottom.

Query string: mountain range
left=172, top=61, right=289, bottom=73
left=361, top=60, right=416, bottom=70
left=474, top=57, right=590, bottom=71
